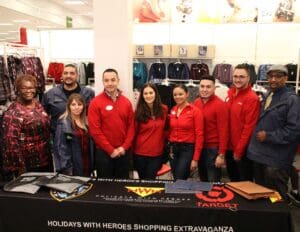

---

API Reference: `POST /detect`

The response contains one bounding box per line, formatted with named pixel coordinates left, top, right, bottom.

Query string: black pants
left=253, top=161, right=290, bottom=201
left=290, top=165, right=299, bottom=191
left=133, top=154, right=162, bottom=180
left=95, top=148, right=129, bottom=179
left=225, top=150, right=253, bottom=181
left=198, top=147, right=221, bottom=182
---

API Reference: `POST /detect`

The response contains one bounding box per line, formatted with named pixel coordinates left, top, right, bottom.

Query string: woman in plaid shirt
left=2, top=74, right=52, bottom=180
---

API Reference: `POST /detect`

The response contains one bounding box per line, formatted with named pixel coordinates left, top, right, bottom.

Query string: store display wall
left=23, top=1, right=300, bottom=99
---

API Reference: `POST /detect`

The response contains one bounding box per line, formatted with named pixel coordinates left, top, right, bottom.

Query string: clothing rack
left=0, top=42, right=46, bottom=104
left=160, top=78, right=200, bottom=86
left=0, top=42, right=44, bottom=66
left=0, top=42, right=43, bottom=56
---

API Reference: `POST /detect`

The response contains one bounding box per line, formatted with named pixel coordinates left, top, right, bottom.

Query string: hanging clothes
left=156, top=84, right=175, bottom=111
left=286, top=63, right=297, bottom=82
left=215, top=80, right=229, bottom=102
left=167, top=62, right=190, bottom=80
left=78, top=62, right=87, bottom=85
left=257, top=64, right=272, bottom=80
left=187, top=86, right=199, bottom=102
left=190, top=63, right=209, bottom=80
left=213, top=63, right=233, bottom=84
left=0, top=56, right=10, bottom=103
left=133, top=62, right=147, bottom=90
left=148, top=62, right=166, bottom=83
left=21, top=57, right=46, bottom=95
left=47, top=62, right=64, bottom=84
left=85, top=62, right=95, bottom=83
left=247, top=63, right=257, bottom=85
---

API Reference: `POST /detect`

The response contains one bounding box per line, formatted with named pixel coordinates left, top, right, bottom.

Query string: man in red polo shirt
left=88, top=68, right=134, bottom=178
left=194, top=75, right=229, bottom=182
left=225, top=63, right=260, bottom=181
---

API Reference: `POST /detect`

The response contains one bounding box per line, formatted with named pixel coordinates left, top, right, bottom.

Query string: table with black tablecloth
left=0, top=178, right=294, bottom=232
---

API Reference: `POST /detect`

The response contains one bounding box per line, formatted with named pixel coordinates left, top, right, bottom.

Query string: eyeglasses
left=233, top=75, right=248, bottom=79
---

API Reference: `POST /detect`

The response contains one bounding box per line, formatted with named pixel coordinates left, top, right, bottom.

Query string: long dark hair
left=135, top=83, right=164, bottom=123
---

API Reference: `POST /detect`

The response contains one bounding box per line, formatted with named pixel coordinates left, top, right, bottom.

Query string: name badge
left=106, top=105, right=113, bottom=111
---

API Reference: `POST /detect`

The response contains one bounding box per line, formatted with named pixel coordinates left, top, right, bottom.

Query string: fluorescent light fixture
left=0, top=23, right=14, bottom=26
left=8, top=31, right=19, bottom=33
left=5, top=37, right=17, bottom=40
left=13, top=19, right=30, bottom=23
left=0, top=32, right=9, bottom=35
left=64, top=0, right=85, bottom=5
left=36, top=25, right=53, bottom=28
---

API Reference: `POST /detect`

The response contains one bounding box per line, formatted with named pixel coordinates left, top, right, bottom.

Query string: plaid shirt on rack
left=1, top=100, right=51, bottom=173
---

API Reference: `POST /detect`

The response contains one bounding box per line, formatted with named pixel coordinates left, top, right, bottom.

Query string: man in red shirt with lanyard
left=88, top=68, right=134, bottom=178
left=225, top=64, right=260, bottom=181
left=194, top=75, right=229, bottom=182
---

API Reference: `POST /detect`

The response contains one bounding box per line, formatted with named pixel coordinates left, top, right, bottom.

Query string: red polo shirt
left=133, top=105, right=168, bottom=157
left=226, top=85, right=260, bottom=158
left=168, top=104, right=204, bottom=161
left=194, top=95, right=229, bottom=155
left=88, top=91, right=135, bottom=155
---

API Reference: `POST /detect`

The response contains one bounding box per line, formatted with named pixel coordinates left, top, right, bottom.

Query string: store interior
left=0, top=0, right=299, bottom=100
left=0, top=0, right=299, bottom=229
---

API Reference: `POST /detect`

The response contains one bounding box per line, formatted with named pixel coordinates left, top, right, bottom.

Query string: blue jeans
left=198, top=147, right=221, bottom=182
left=169, top=143, right=194, bottom=180
left=95, top=148, right=129, bottom=179
left=133, top=154, right=163, bottom=180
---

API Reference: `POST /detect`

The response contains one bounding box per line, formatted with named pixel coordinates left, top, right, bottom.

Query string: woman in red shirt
left=133, top=83, right=168, bottom=179
left=169, top=84, right=204, bottom=180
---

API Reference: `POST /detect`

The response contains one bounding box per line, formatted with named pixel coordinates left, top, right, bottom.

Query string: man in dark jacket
left=42, top=64, right=95, bottom=134
left=247, top=65, right=300, bottom=201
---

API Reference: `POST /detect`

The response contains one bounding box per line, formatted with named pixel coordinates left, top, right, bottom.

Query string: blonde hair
left=60, top=93, right=88, bottom=131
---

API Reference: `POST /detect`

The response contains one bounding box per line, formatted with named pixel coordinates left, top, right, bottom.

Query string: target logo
left=195, top=185, right=236, bottom=207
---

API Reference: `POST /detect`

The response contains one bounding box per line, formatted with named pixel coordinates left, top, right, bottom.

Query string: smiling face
left=173, top=86, right=188, bottom=106
left=19, top=80, right=36, bottom=103
left=70, top=99, right=84, bottom=117
left=103, top=71, right=119, bottom=96
left=62, top=66, right=78, bottom=87
left=199, top=79, right=215, bottom=99
left=267, top=71, right=287, bottom=91
left=232, top=68, right=250, bottom=90
left=143, top=86, right=156, bottom=106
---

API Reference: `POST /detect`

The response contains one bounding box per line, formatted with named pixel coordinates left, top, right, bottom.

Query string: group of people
left=0, top=62, right=299, bottom=204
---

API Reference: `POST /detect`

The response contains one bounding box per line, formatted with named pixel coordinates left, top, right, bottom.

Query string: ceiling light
left=36, top=25, right=54, bottom=28
left=0, top=23, right=14, bottom=26
left=13, top=19, right=30, bottom=23
left=0, top=33, right=9, bottom=35
left=5, top=37, right=17, bottom=40
left=64, top=0, right=85, bottom=5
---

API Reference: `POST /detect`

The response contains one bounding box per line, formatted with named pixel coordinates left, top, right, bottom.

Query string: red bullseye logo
left=195, top=186, right=234, bottom=203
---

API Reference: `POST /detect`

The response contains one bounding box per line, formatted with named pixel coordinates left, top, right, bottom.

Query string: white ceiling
left=0, top=0, right=93, bottom=42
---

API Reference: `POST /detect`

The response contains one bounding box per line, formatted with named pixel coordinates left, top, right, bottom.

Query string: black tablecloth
left=0, top=178, right=294, bottom=232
